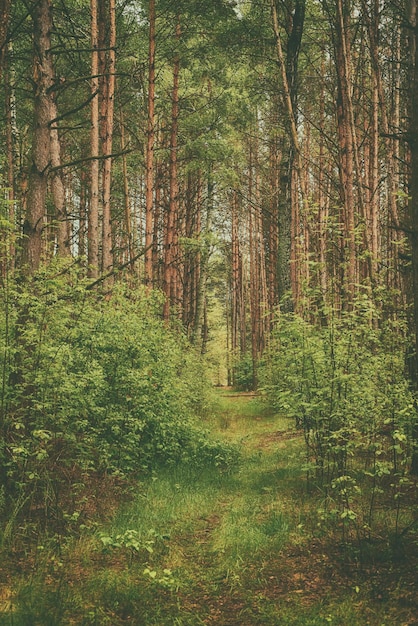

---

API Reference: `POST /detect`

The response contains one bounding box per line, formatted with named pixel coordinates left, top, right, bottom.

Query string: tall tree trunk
left=182, top=172, right=201, bottom=335
left=332, top=0, right=357, bottom=304
left=267, top=115, right=280, bottom=319
left=78, top=169, right=87, bottom=259
left=24, top=1, right=70, bottom=259
left=230, top=184, right=246, bottom=372
left=3, top=43, right=15, bottom=273
left=22, top=0, right=55, bottom=274
left=163, top=17, right=181, bottom=319
left=152, top=157, right=163, bottom=285
left=145, top=0, right=156, bottom=285
left=369, top=67, right=379, bottom=278
left=49, top=84, right=70, bottom=256
left=88, top=0, right=100, bottom=278
left=120, top=110, right=134, bottom=267
left=270, top=0, right=305, bottom=311
left=361, top=0, right=403, bottom=294
left=407, top=0, right=418, bottom=474
left=99, top=0, right=116, bottom=275
left=192, top=173, right=212, bottom=350
left=0, top=0, right=11, bottom=81
left=248, top=147, right=258, bottom=388
left=231, top=190, right=240, bottom=355
left=318, top=57, right=329, bottom=305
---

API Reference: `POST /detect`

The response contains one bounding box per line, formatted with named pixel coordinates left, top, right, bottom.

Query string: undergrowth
left=0, top=384, right=416, bottom=624
left=260, top=299, right=418, bottom=547
left=0, top=264, right=238, bottom=544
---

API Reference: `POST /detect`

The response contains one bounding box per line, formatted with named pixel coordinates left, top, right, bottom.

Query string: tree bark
left=407, top=0, right=418, bottom=474
left=332, top=0, right=357, bottom=304
left=99, top=0, right=116, bottom=275
left=231, top=191, right=238, bottom=355
left=78, top=169, right=87, bottom=259
left=192, top=174, right=212, bottom=350
left=0, top=0, right=11, bottom=81
left=145, top=0, right=156, bottom=285
left=120, top=110, right=134, bottom=267
left=88, top=0, right=100, bottom=278
left=22, top=0, right=55, bottom=274
left=49, top=78, right=70, bottom=256
left=163, top=17, right=181, bottom=319
left=270, top=0, right=305, bottom=311
left=3, top=43, right=15, bottom=274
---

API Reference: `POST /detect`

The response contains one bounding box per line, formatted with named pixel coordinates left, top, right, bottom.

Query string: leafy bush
left=260, top=297, right=417, bottom=539
left=233, top=352, right=254, bottom=390
left=0, top=264, right=237, bottom=534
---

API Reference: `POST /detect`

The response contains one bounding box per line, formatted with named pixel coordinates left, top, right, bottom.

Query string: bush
left=0, top=264, right=236, bottom=535
left=260, top=297, right=417, bottom=539
left=233, top=352, right=254, bottom=391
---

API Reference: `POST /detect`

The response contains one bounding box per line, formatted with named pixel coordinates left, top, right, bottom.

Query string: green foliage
left=0, top=389, right=415, bottom=625
left=260, top=298, right=417, bottom=539
left=233, top=352, right=254, bottom=391
left=0, top=265, right=237, bottom=537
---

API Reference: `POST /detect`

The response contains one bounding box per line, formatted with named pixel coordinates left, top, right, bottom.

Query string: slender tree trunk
left=231, top=190, right=239, bottom=355
left=369, top=66, right=379, bottom=277
left=163, top=17, right=181, bottom=319
left=231, top=183, right=246, bottom=364
left=267, top=116, right=280, bottom=318
left=145, top=0, right=156, bottom=284
left=22, top=0, right=55, bottom=274
left=120, top=110, right=134, bottom=267
left=0, top=0, right=11, bottom=81
left=257, top=187, right=269, bottom=350
left=88, top=0, right=100, bottom=278
left=99, top=0, right=116, bottom=275
left=152, top=157, right=163, bottom=285
left=226, top=282, right=232, bottom=386
left=361, top=0, right=403, bottom=293
left=182, top=172, right=201, bottom=335
left=248, top=147, right=258, bottom=388
left=78, top=169, right=87, bottom=258
left=239, top=197, right=247, bottom=356
left=182, top=175, right=192, bottom=332
left=192, top=180, right=202, bottom=329
left=49, top=90, right=70, bottom=256
left=3, top=43, right=15, bottom=272
left=192, top=173, right=212, bottom=349
left=407, top=0, right=418, bottom=474
left=270, top=0, right=305, bottom=311
left=391, top=27, right=403, bottom=296
left=332, top=0, right=357, bottom=304
left=318, top=58, right=328, bottom=304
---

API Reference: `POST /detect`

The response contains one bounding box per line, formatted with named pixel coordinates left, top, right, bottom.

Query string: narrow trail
left=166, top=390, right=418, bottom=626
left=2, top=390, right=417, bottom=625
left=172, top=389, right=301, bottom=624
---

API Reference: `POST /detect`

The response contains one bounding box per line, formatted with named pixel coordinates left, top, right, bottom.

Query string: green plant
left=260, top=297, right=417, bottom=544
left=233, top=352, right=254, bottom=391
left=0, top=266, right=237, bottom=540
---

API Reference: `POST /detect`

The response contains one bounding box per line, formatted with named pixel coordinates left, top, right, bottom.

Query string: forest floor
left=1, top=389, right=418, bottom=625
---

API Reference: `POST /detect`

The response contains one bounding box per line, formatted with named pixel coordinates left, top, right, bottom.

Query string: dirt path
left=2, top=390, right=417, bottom=625
left=172, top=390, right=418, bottom=626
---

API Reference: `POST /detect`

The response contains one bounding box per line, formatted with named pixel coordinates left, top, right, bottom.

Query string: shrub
left=260, top=297, right=417, bottom=539
left=0, top=264, right=236, bottom=536
left=233, top=352, right=254, bottom=391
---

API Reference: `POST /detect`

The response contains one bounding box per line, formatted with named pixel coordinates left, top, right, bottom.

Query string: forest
left=0, top=0, right=418, bottom=623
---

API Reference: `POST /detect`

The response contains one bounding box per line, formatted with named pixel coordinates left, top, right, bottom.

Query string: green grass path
left=1, top=390, right=417, bottom=625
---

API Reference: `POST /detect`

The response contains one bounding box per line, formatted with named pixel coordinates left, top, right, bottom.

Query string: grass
left=0, top=389, right=417, bottom=625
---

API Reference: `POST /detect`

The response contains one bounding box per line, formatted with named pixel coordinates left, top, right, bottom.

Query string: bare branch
left=48, top=149, right=133, bottom=172
left=85, top=245, right=153, bottom=291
